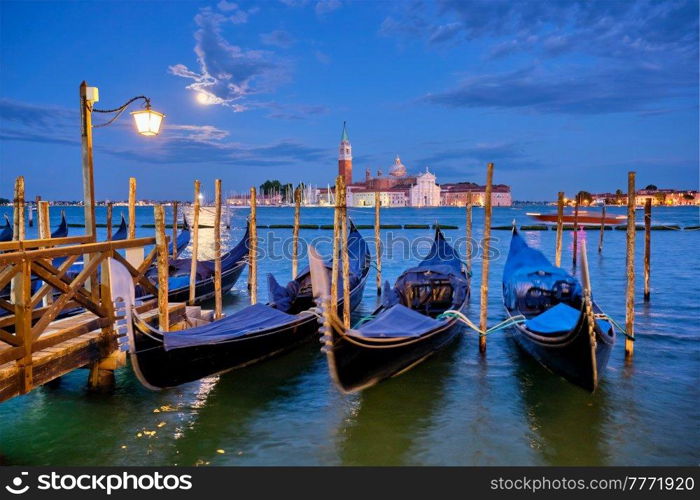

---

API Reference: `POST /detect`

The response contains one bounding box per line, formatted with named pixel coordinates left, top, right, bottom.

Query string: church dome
left=389, top=155, right=407, bottom=177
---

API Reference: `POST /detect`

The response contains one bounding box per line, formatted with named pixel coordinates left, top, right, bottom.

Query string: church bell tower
left=338, top=121, right=352, bottom=185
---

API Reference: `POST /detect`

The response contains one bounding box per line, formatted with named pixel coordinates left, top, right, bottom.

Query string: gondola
left=109, top=221, right=370, bottom=389
left=502, top=227, right=615, bottom=391
left=112, top=214, right=128, bottom=240
left=50, top=211, right=68, bottom=238
left=140, top=222, right=248, bottom=304
left=0, top=214, right=12, bottom=241
left=315, top=226, right=469, bottom=393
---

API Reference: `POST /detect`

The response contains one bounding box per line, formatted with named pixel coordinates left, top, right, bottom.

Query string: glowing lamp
left=131, top=107, right=165, bottom=136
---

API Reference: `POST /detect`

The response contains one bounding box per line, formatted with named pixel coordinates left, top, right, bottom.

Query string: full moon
left=196, top=93, right=211, bottom=105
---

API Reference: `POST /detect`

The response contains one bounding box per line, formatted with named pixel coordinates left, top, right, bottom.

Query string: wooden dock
left=0, top=232, right=180, bottom=403
left=0, top=303, right=186, bottom=402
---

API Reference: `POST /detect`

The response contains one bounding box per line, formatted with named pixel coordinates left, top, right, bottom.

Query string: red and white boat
left=527, top=211, right=626, bottom=226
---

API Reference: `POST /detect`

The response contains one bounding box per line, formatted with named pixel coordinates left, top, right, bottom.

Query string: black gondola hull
left=129, top=266, right=368, bottom=389
left=326, top=319, right=463, bottom=393
left=508, top=309, right=614, bottom=392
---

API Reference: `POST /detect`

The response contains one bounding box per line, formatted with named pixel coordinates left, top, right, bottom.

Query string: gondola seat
left=354, top=304, right=442, bottom=338
left=163, top=303, right=297, bottom=350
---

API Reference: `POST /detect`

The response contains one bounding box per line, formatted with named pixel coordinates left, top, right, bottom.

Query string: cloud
left=422, top=64, right=698, bottom=115
left=169, top=7, right=288, bottom=110
left=381, top=0, right=698, bottom=115
left=315, top=0, right=342, bottom=16
left=260, top=30, right=296, bottom=48
left=265, top=102, right=329, bottom=120
left=0, top=98, right=75, bottom=128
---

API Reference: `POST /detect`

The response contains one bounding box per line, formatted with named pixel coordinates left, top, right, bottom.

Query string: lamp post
left=79, top=80, right=164, bottom=238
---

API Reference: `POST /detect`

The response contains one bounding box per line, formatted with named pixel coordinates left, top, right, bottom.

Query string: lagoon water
left=1, top=204, right=698, bottom=465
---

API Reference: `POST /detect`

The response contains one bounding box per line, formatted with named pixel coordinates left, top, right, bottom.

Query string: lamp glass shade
left=131, top=109, right=164, bottom=136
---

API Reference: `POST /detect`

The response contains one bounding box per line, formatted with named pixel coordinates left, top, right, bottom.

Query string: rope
left=594, top=313, right=635, bottom=341
left=437, top=310, right=526, bottom=337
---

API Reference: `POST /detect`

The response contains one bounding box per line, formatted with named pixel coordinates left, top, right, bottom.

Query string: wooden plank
left=30, top=253, right=104, bottom=339
left=30, top=261, right=106, bottom=318
left=128, top=177, right=136, bottom=239
left=0, top=235, right=91, bottom=253
left=0, top=237, right=156, bottom=265
left=30, top=254, right=80, bottom=308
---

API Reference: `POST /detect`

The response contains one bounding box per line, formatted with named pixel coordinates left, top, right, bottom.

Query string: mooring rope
left=437, top=310, right=526, bottom=337
left=594, top=313, right=635, bottom=341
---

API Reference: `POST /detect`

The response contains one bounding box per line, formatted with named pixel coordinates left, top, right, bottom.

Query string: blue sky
left=0, top=0, right=697, bottom=201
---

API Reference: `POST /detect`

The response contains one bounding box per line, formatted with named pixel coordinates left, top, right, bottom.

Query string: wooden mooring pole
left=189, top=180, right=201, bottom=305
left=479, top=162, right=494, bottom=353
left=466, top=192, right=473, bottom=281
left=106, top=202, right=113, bottom=241
left=374, top=190, right=382, bottom=295
left=555, top=192, right=564, bottom=267
left=13, top=176, right=25, bottom=241
left=154, top=204, right=169, bottom=331
left=598, top=204, right=606, bottom=254
left=38, top=201, right=53, bottom=307
left=249, top=187, right=258, bottom=305
left=214, top=180, right=223, bottom=318
left=292, top=186, right=301, bottom=279
left=339, top=176, right=350, bottom=328
left=128, top=177, right=137, bottom=239
left=572, top=194, right=580, bottom=268
left=330, top=176, right=341, bottom=316
left=625, top=171, right=636, bottom=359
left=172, top=201, right=179, bottom=259
left=644, top=197, right=651, bottom=302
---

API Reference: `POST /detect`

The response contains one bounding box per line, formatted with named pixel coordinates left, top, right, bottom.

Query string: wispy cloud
left=382, top=0, right=699, bottom=115
left=260, top=29, right=296, bottom=48
left=422, top=64, right=697, bottom=115
left=169, top=5, right=288, bottom=110
left=315, top=0, right=342, bottom=16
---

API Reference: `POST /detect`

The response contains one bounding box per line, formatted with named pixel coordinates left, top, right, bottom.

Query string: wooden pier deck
left=0, top=232, right=180, bottom=403
left=0, top=303, right=186, bottom=403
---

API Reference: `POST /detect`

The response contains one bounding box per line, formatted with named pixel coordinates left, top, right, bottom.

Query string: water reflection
left=162, top=346, right=321, bottom=465
left=337, top=337, right=462, bottom=465
left=514, top=351, right=610, bottom=465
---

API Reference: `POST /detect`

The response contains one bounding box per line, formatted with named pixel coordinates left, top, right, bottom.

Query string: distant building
left=321, top=123, right=512, bottom=207
left=440, top=182, right=512, bottom=207
left=590, top=188, right=699, bottom=206
left=409, top=168, right=441, bottom=207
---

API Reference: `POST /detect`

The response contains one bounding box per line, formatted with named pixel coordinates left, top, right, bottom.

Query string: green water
left=1, top=205, right=698, bottom=465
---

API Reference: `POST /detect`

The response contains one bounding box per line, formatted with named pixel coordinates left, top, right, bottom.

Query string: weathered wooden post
left=189, top=180, right=201, bottom=305
left=625, top=171, right=636, bottom=359
left=374, top=190, right=382, bottom=295
left=38, top=201, right=53, bottom=307
left=249, top=186, right=258, bottom=305
left=13, top=176, right=25, bottom=241
left=572, top=194, right=580, bottom=268
left=555, top=192, right=564, bottom=267
left=38, top=201, right=50, bottom=241
left=171, top=201, right=179, bottom=259
left=292, top=186, right=301, bottom=279
left=466, top=191, right=473, bottom=280
left=579, top=239, right=598, bottom=388
left=154, top=204, right=169, bottom=331
left=128, top=177, right=137, bottom=239
left=598, top=204, right=606, bottom=254
left=106, top=202, right=113, bottom=241
left=125, top=177, right=142, bottom=269
left=214, top=180, right=223, bottom=318
left=330, top=176, right=341, bottom=316
left=479, top=163, right=494, bottom=353
left=339, top=176, right=351, bottom=328
left=644, top=197, right=651, bottom=302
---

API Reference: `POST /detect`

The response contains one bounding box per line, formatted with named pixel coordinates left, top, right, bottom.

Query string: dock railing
left=0, top=235, right=160, bottom=395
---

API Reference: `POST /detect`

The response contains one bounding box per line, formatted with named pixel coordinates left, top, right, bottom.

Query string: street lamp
left=80, top=81, right=164, bottom=239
